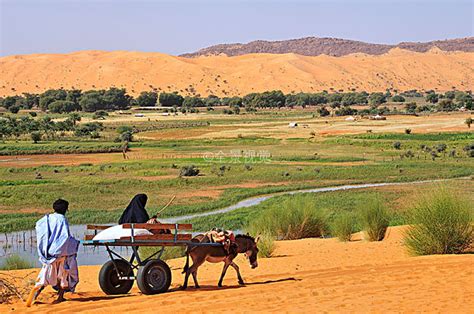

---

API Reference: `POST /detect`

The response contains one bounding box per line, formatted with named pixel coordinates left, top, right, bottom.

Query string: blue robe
left=35, top=213, right=79, bottom=291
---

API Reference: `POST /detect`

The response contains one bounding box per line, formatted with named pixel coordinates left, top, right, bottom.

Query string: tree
left=426, top=93, right=439, bottom=104
left=120, top=131, right=133, bottom=142
left=335, top=105, right=357, bottom=116
left=74, top=122, right=104, bottom=137
left=465, top=118, right=473, bottom=129
left=205, top=95, right=221, bottom=107
left=391, top=95, right=406, bottom=102
left=136, top=92, right=158, bottom=107
left=9, top=105, right=20, bottom=114
left=444, top=91, right=456, bottom=100
left=405, top=102, right=417, bottom=113
left=182, top=96, right=204, bottom=108
left=222, top=96, right=242, bottom=108
left=22, top=93, right=40, bottom=109
left=103, top=88, right=131, bottom=109
left=68, top=113, right=81, bottom=126
left=455, top=92, right=473, bottom=109
left=159, top=92, right=183, bottom=107
left=39, top=89, right=67, bottom=111
left=31, top=131, right=42, bottom=143
left=368, top=92, right=387, bottom=106
left=437, top=99, right=456, bottom=112
left=48, top=100, right=79, bottom=113
left=2, top=96, right=18, bottom=109
left=66, top=89, right=82, bottom=106
left=318, top=107, right=330, bottom=117
left=80, top=91, right=104, bottom=112
left=92, top=110, right=109, bottom=120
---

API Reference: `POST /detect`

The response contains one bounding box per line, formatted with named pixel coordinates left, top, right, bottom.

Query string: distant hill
left=180, top=37, right=474, bottom=57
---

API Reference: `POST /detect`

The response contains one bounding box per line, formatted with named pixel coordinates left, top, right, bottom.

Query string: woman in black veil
left=118, top=194, right=150, bottom=224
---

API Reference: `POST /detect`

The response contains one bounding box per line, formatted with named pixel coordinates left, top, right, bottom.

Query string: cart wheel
left=137, top=259, right=172, bottom=295
left=99, top=260, right=134, bottom=295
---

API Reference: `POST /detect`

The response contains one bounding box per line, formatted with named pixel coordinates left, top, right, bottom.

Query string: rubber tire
left=137, top=259, right=172, bottom=295
left=99, top=260, right=134, bottom=295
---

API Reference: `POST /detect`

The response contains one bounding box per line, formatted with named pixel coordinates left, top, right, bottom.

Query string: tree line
left=0, top=88, right=472, bottom=114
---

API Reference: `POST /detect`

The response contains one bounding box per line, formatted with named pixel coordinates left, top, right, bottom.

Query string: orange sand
left=1, top=48, right=473, bottom=97
left=2, top=226, right=473, bottom=313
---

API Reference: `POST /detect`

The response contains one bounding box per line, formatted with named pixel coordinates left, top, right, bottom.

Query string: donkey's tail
left=182, top=252, right=190, bottom=274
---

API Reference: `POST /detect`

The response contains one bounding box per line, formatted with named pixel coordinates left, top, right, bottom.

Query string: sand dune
left=2, top=226, right=473, bottom=313
left=1, top=48, right=473, bottom=97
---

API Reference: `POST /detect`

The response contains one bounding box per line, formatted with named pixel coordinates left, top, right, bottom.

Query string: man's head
left=53, top=199, right=69, bottom=215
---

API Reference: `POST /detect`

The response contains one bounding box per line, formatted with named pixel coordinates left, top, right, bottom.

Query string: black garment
left=118, top=194, right=150, bottom=224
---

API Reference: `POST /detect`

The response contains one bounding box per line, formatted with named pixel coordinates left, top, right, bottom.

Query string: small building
left=288, top=122, right=298, bottom=128
left=134, top=113, right=145, bottom=117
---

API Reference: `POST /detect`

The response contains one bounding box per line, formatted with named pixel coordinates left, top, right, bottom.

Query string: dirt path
left=2, top=226, right=473, bottom=313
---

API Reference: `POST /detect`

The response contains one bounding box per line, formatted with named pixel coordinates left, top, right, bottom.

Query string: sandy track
left=2, top=226, right=473, bottom=313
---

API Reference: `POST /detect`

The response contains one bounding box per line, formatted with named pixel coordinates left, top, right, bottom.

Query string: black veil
left=118, top=194, right=150, bottom=224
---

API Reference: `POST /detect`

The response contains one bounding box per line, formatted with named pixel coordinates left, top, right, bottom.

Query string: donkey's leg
left=230, top=262, right=245, bottom=285
left=184, top=259, right=205, bottom=289
left=191, top=269, right=200, bottom=289
left=217, top=261, right=231, bottom=287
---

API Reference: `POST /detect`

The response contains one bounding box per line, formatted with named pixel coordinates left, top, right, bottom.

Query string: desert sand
left=2, top=226, right=473, bottom=313
left=1, top=48, right=473, bottom=97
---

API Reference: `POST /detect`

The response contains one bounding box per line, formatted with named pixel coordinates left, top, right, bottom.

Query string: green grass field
left=0, top=111, right=473, bottom=233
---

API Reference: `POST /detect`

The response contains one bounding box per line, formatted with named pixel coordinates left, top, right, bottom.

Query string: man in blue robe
left=27, top=199, right=80, bottom=306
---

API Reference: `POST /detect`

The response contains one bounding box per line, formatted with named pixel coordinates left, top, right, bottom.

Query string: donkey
left=182, top=234, right=260, bottom=289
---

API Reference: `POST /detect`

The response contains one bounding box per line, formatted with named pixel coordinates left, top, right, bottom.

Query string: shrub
left=31, top=131, right=41, bottom=143
left=465, top=117, right=472, bottom=129
left=255, top=232, right=275, bottom=258
left=247, top=194, right=328, bottom=240
left=9, top=105, right=20, bottom=114
left=120, top=131, right=133, bottom=142
left=0, top=254, right=33, bottom=270
left=393, top=141, right=401, bottom=150
left=404, top=187, right=473, bottom=255
left=360, top=198, right=390, bottom=241
left=92, top=110, right=109, bottom=120
left=405, top=128, right=412, bottom=134
left=331, top=212, right=354, bottom=242
left=180, top=165, right=199, bottom=177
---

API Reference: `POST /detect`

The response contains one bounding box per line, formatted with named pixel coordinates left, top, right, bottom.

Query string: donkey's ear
left=255, top=235, right=261, bottom=244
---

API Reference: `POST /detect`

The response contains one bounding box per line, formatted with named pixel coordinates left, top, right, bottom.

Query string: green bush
left=331, top=212, right=354, bottom=242
left=360, top=198, right=390, bottom=241
left=255, top=232, right=275, bottom=258
left=0, top=254, right=33, bottom=270
left=404, top=187, right=473, bottom=255
left=247, top=194, right=328, bottom=240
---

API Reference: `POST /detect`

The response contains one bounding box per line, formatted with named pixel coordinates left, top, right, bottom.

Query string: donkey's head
left=237, top=234, right=260, bottom=269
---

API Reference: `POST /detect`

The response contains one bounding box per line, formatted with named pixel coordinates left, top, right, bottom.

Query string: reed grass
left=404, top=187, right=473, bottom=255
left=360, top=197, right=390, bottom=241
left=331, top=212, right=355, bottom=242
left=247, top=194, right=328, bottom=240
left=0, top=255, right=33, bottom=270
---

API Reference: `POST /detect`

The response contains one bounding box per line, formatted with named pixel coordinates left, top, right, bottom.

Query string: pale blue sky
left=0, top=0, right=472, bottom=56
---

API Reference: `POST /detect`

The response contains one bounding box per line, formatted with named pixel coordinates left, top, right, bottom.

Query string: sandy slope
left=1, top=48, right=473, bottom=97
left=2, top=226, right=473, bottom=313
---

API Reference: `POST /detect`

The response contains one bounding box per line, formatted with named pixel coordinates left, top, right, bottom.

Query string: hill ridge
left=180, top=37, right=474, bottom=58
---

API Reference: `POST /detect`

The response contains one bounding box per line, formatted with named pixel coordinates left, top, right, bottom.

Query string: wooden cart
left=82, top=223, right=221, bottom=295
